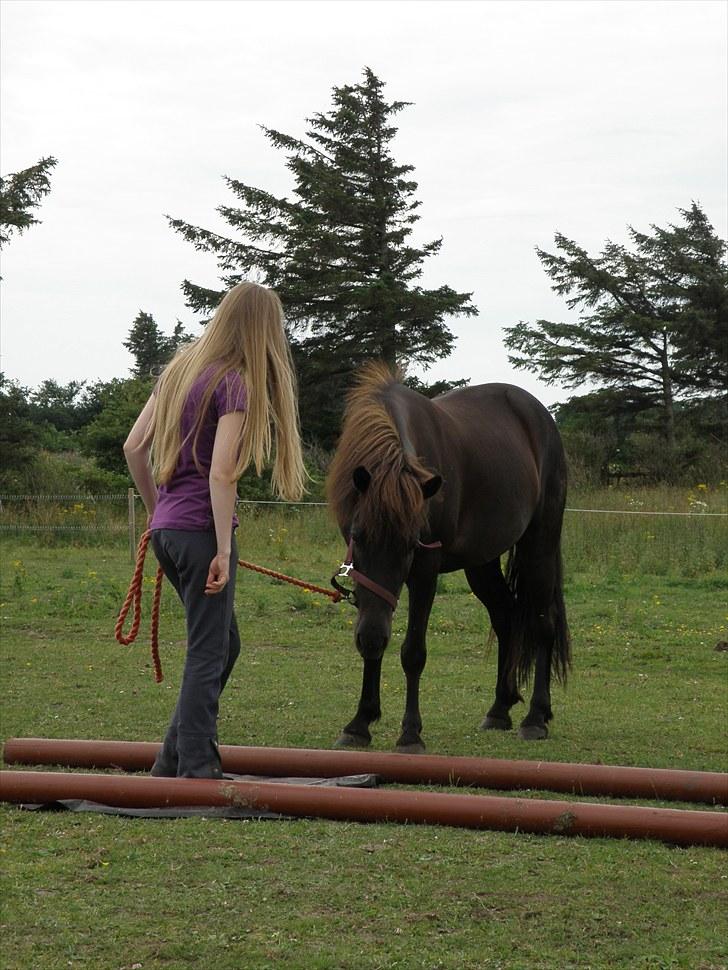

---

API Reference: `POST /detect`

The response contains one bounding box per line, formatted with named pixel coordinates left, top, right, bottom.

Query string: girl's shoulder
left=212, top=367, right=247, bottom=416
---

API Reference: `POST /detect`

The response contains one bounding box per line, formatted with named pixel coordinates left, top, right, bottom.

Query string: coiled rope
left=114, top=531, right=164, bottom=683
left=116, top=531, right=343, bottom=683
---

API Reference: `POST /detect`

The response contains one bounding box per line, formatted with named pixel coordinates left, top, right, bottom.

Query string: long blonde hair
left=148, top=281, right=306, bottom=501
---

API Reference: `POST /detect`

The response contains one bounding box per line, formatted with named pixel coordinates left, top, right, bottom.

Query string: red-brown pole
left=1, top=770, right=726, bottom=847
left=3, top=738, right=727, bottom=805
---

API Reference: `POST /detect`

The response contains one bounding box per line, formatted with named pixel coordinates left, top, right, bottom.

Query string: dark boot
left=150, top=729, right=178, bottom=777
left=176, top=734, right=223, bottom=779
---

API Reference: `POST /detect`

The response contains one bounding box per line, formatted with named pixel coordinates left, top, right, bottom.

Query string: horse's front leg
left=334, top=656, right=382, bottom=748
left=396, top=569, right=438, bottom=754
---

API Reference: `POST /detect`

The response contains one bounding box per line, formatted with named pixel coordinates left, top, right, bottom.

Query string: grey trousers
left=151, top=529, right=241, bottom=750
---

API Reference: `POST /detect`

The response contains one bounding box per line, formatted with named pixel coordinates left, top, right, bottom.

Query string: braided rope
left=149, top=563, right=164, bottom=683
left=237, top=558, right=343, bottom=601
left=115, top=530, right=164, bottom=682
left=115, top=534, right=343, bottom=682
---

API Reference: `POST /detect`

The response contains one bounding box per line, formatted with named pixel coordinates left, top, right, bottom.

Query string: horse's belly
left=443, top=495, right=535, bottom=569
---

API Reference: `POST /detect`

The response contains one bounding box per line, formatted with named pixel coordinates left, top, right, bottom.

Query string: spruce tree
left=503, top=203, right=727, bottom=450
left=123, top=312, right=191, bottom=378
left=0, top=156, right=57, bottom=248
left=167, top=68, right=476, bottom=444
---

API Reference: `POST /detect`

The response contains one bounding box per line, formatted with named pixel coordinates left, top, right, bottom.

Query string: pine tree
left=123, top=312, right=192, bottom=378
left=503, top=203, right=728, bottom=450
left=0, top=156, right=58, bottom=248
left=167, top=68, right=476, bottom=444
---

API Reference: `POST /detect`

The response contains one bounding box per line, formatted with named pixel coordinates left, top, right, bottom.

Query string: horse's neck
left=384, top=386, right=421, bottom=462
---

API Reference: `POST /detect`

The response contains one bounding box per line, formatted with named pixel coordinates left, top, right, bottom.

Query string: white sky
left=1, top=0, right=726, bottom=408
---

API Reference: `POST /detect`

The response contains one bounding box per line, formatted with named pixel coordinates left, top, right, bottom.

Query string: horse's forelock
left=326, top=364, right=429, bottom=543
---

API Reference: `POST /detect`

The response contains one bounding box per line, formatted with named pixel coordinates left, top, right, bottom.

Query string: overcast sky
left=1, top=0, right=726, bottom=407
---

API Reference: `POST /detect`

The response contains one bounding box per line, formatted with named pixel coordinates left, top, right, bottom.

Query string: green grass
left=1, top=496, right=727, bottom=970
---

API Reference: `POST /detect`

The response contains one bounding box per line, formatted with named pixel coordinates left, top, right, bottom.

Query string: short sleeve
left=215, top=370, right=248, bottom=416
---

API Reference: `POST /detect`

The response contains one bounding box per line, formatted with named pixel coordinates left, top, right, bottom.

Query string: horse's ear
left=353, top=466, right=371, bottom=494
left=421, top=474, right=442, bottom=499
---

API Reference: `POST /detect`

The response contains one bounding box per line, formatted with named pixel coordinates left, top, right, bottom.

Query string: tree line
left=1, top=68, right=725, bottom=495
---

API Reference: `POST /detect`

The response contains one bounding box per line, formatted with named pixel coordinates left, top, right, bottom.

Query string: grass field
left=1, top=490, right=727, bottom=970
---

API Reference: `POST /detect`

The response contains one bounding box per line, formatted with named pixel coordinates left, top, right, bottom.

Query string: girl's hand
left=205, top=553, right=230, bottom=595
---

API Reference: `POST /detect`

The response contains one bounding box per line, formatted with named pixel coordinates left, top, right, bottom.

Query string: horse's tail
left=504, top=540, right=571, bottom=690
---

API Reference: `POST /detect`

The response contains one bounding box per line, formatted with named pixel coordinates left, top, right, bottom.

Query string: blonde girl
left=124, top=282, right=305, bottom=777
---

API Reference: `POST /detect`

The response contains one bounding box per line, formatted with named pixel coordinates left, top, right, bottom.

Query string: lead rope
left=115, top=530, right=164, bottom=683
left=236, top=558, right=344, bottom=601
left=115, top=532, right=343, bottom=683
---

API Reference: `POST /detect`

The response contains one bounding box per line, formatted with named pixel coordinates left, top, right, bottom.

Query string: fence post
left=128, top=488, right=136, bottom=563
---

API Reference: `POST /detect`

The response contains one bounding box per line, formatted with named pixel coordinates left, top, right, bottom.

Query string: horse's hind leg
left=512, top=540, right=570, bottom=741
left=520, top=624, right=553, bottom=741
left=465, top=560, right=521, bottom=731
left=518, top=555, right=556, bottom=740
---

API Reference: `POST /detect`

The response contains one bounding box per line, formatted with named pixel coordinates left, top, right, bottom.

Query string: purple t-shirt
left=150, top=367, right=247, bottom=532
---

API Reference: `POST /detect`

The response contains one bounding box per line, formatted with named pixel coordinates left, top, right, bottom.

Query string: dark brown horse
left=326, top=363, right=570, bottom=751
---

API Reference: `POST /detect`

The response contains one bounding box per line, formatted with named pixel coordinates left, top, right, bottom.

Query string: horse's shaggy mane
left=326, top=362, right=432, bottom=543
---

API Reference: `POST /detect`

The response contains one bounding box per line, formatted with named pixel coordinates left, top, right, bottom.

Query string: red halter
left=331, top=536, right=442, bottom=611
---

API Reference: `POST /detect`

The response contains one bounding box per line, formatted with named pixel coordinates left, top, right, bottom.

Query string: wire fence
left=0, top=491, right=334, bottom=561
left=1, top=491, right=726, bottom=556
left=2, top=490, right=728, bottom=518
left=1, top=489, right=726, bottom=581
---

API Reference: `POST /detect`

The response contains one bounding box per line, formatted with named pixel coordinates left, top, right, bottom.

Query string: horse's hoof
left=334, top=732, right=371, bottom=749
left=480, top=715, right=512, bottom=731
left=518, top=724, right=548, bottom=741
left=395, top=742, right=426, bottom=755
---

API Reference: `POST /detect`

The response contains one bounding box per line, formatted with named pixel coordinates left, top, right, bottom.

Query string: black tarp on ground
left=20, top=772, right=380, bottom=819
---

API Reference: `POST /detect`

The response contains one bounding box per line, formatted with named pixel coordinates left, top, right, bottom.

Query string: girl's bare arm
left=123, top=395, right=158, bottom=518
left=206, top=411, right=246, bottom=594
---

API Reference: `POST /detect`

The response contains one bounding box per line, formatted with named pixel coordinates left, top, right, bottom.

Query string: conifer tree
left=167, top=68, right=475, bottom=444
left=123, top=312, right=191, bottom=378
left=0, top=156, right=58, bottom=248
left=504, top=203, right=727, bottom=450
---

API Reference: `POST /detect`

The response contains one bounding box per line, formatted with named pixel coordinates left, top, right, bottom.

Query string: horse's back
left=432, top=382, right=562, bottom=474
left=427, top=382, right=566, bottom=559
left=434, top=382, right=553, bottom=428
